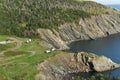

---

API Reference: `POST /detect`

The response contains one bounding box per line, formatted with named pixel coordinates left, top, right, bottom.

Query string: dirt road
left=0, top=37, right=22, bottom=55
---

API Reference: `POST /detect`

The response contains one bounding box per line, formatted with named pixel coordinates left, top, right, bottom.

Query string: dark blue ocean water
left=69, top=5, right=120, bottom=78
left=69, top=33, right=120, bottom=77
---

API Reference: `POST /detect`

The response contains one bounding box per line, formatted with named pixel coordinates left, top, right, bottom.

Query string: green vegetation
left=73, top=74, right=120, bottom=80
left=0, top=36, right=16, bottom=52
left=0, top=36, right=8, bottom=41
left=0, top=35, right=61, bottom=80
left=0, top=43, right=16, bottom=52
left=0, top=0, right=108, bottom=37
left=0, top=36, right=120, bottom=80
left=4, top=51, right=28, bottom=57
left=0, top=0, right=115, bottom=79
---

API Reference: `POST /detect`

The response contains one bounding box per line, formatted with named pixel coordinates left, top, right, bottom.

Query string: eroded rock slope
left=38, top=12, right=120, bottom=49
left=35, top=52, right=120, bottom=80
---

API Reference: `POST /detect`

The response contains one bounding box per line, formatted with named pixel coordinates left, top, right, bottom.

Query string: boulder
left=92, top=56, right=120, bottom=72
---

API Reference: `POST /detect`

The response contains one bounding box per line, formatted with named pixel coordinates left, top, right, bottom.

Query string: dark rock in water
left=35, top=52, right=120, bottom=80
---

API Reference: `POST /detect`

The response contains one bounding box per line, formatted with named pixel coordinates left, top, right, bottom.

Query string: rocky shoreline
left=35, top=52, right=120, bottom=80
left=38, top=13, right=120, bottom=50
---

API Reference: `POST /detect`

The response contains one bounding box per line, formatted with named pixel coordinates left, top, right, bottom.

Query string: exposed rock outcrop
left=38, top=12, right=120, bottom=49
left=35, top=52, right=120, bottom=80
left=38, top=29, right=69, bottom=50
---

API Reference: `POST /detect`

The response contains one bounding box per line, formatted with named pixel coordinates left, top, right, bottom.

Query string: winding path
left=0, top=37, right=36, bottom=60
left=0, top=37, right=36, bottom=65
left=0, top=37, right=36, bottom=57
left=0, top=37, right=22, bottom=55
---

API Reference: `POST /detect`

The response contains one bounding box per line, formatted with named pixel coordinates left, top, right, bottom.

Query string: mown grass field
left=0, top=43, right=16, bottom=52
left=0, top=35, right=61, bottom=80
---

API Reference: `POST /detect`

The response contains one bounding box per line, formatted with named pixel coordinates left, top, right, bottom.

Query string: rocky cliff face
left=35, top=52, right=120, bottom=80
left=38, top=10, right=120, bottom=49
left=1, top=0, right=120, bottom=49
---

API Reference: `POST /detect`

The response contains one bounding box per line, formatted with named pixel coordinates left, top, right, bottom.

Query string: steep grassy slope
left=0, top=0, right=108, bottom=37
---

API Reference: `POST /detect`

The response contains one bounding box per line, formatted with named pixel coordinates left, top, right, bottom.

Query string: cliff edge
left=35, top=52, right=120, bottom=80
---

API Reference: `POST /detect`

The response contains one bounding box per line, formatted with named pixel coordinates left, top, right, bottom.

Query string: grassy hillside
left=0, top=43, right=16, bottom=52
left=0, top=35, right=120, bottom=80
left=0, top=35, right=61, bottom=80
left=0, top=0, right=109, bottom=37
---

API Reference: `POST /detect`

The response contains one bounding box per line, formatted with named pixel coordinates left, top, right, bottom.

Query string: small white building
left=26, top=40, right=29, bottom=43
left=28, top=39, right=32, bottom=42
left=26, top=39, right=32, bottom=43
left=45, top=50, right=51, bottom=53
left=51, top=48, right=56, bottom=51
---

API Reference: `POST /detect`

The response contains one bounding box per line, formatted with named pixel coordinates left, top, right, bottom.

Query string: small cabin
left=26, top=40, right=29, bottom=43
left=51, top=48, right=56, bottom=51
left=45, top=50, right=51, bottom=53
left=28, top=39, right=32, bottom=42
left=26, top=39, right=32, bottom=43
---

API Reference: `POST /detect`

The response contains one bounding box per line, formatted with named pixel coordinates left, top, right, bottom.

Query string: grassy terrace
left=0, top=43, right=16, bottom=52
left=0, top=35, right=61, bottom=80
